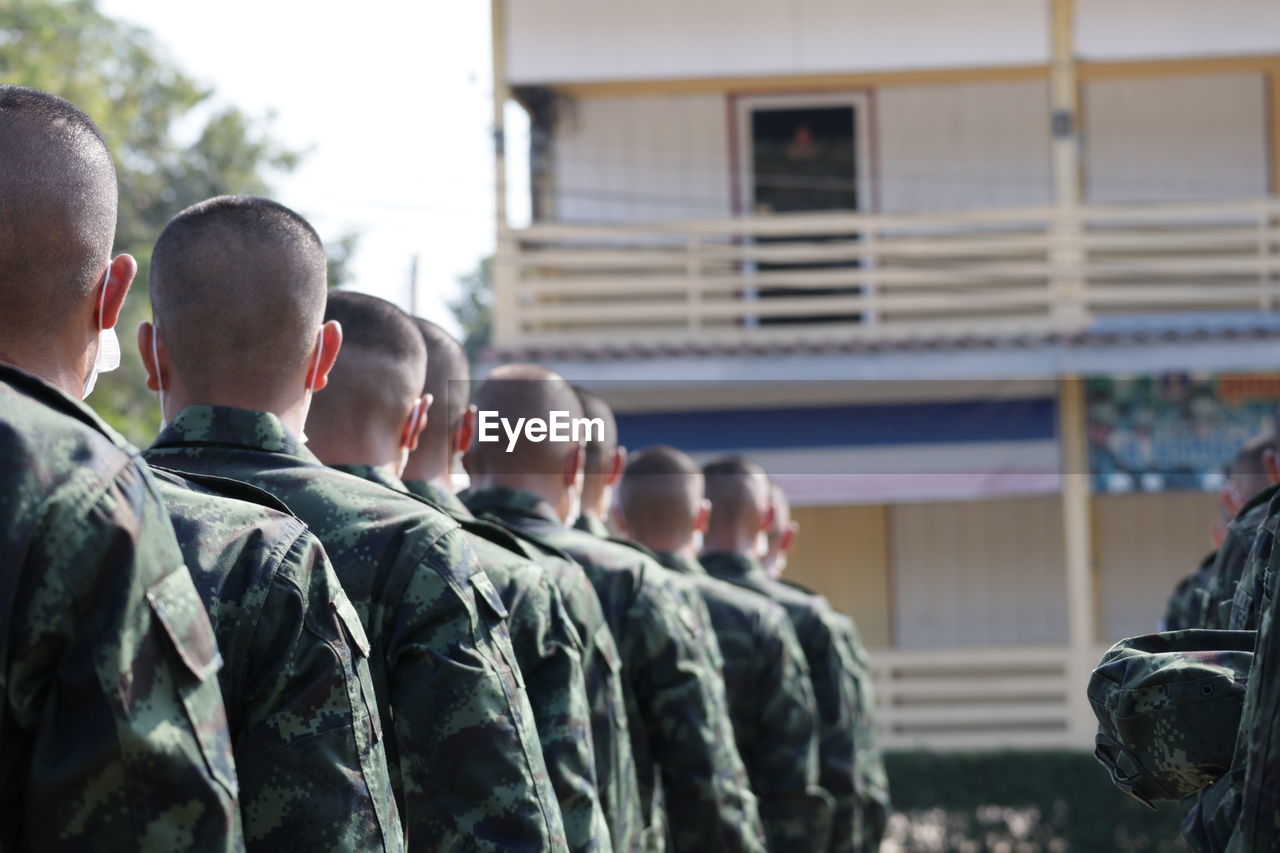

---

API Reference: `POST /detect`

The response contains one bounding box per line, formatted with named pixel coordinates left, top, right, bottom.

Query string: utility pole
left=408, top=254, right=419, bottom=317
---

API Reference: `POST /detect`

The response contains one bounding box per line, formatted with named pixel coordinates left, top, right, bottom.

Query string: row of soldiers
left=0, top=86, right=888, bottom=851
left=1089, top=422, right=1280, bottom=850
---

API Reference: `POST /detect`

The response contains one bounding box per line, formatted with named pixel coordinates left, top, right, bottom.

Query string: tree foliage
left=0, top=0, right=347, bottom=442
left=450, top=255, right=493, bottom=364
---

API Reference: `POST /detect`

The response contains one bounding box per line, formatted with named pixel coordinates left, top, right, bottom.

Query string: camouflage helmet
left=1088, top=629, right=1254, bottom=807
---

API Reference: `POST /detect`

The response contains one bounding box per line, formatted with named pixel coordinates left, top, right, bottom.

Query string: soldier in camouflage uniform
left=1168, top=436, right=1277, bottom=631
left=700, top=457, right=867, bottom=853
left=572, top=386, right=623, bottom=541
left=141, top=196, right=565, bottom=852
left=305, top=292, right=602, bottom=852
left=0, top=86, right=241, bottom=849
left=463, top=365, right=766, bottom=853
left=142, top=466, right=404, bottom=851
left=615, top=445, right=834, bottom=852
left=765, top=482, right=891, bottom=851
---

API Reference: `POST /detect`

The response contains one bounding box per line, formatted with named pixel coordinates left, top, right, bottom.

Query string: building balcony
left=492, top=197, right=1280, bottom=360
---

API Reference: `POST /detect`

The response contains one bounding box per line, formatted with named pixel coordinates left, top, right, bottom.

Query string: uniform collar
left=574, top=513, right=612, bottom=539
left=0, top=361, right=127, bottom=448
left=655, top=550, right=706, bottom=577
left=464, top=486, right=562, bottom=525
left=329, top=463, right=406, bottom=492
left=699, top=550, right=770, bottom=584
left=152, top=405, right=315, bottom=461
left=402, top=479, right=473, bottom=518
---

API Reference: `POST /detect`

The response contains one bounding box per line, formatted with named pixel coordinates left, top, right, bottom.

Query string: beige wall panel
left=877, top=79, right=1053, bottom=212
left=786, top=504, right=892, bottom=649
left=1083, top=73, right=1268, bottom=203
left=889, top=496, right=1069, bottom=649
left=1095, top=491, right=1220, bottom=641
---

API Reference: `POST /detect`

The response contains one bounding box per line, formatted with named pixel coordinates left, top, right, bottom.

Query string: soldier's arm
left=803, top=613, right=862, bottom=853
left=233, top=531, right=403, bottom=851
left=388, top=531, right=566, bottom=852
left=751, top=612, right=833, bottom=853
left=4, top=465, right=241, bottom=852
left=1226, top=545, right=1280, bottom=850
left=506, top=565, right=611, bottom=853
left=632, top=583, right=766, bottom=853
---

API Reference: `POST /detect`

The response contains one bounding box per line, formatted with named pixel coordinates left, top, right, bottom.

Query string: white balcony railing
left=493, top=198, right=1280, bottom=350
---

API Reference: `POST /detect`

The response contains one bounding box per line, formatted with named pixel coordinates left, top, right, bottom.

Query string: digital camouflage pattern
left=464, top=487, right=766, bottom=853
left=786, top=581, right=892, bottom=852
left=1228, top=485, right=1280, bottom=632
left=1225, top=531, right=1280, bottom=852
left=0, top=365, right=242, bottom=851
left=1088, top=630, right=1253, bottom=806
left=345, top=469, right=606, bottom=853
left=1165, top=552, right=1219, bottom=632
left=574, top=513, right=613, bottom=540
left=1192, top=483, right=1280, bottom=632
left=700, top=551, right=865, bottom=853
left=464, top=488, right=643, bottom=853
left=145, top=465, right=403, bottom=851
left=656, top=551, right=834, bottom=853
left=145, top=406, right=566, bottom=853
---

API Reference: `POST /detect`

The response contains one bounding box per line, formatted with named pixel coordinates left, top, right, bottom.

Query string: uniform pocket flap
left=146, top=566, right=223, bottom=683
left=333, top=595, right=371, bottom=658
left=470, top=571, right=509, bottom=619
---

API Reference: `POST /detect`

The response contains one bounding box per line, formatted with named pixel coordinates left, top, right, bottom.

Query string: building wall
left=787, top=504, right=892, bottom=648
left=877, top=79, right=1053, bottom=211
left=1094, top=491, right=1220, bottom=640
left=1076, top=0, right=1280, bottom=61
left=888, top=496, right=1070, bottom=649
left=507, top=0, right=1049, bottom=85
left=1082, top=72, right=1270, bottom=203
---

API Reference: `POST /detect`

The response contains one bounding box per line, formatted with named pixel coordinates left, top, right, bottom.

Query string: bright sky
left=99, top=0, right=530, bottom=336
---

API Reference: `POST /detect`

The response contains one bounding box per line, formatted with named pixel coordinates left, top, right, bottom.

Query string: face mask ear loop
left=82, top=266, right=112, bottom=399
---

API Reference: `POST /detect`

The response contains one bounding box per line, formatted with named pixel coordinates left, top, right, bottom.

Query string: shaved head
left=0, top=86, right=116, bottom=333
left=618, top=445, right=703, bottom=548
left=311, top=291, right=426, bottom=442
left=1231, top=434, right=1275, bottom=503
left=150, top=195, right=327, bottom=400
left=574, top=386, right=618, bottom=476
left=415, top=317, right=470, bottom=452
left=470, top=363, right=583, bottom=475
left=703, top=455, right=771, bottom=541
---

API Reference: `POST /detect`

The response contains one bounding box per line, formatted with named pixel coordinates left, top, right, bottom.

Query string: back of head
left=415, top=317, right=470, bottom=453
left=618, top=445, right=703, bottom=550
left=150, top=195, right=327, bottom=402
left=0, top=86, right=117, bottom=337
left=703, top=455, right=770, bottom=541
left=574, top=386, right=618, bottom=476
left=470, top=363, right=583, bottom=476
left=1231, top=433, right=1275, bottom=503
left=311, top=290, right=426, bottom=444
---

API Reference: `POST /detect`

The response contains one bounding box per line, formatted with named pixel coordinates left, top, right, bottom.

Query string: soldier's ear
left=759, top=502, right=776, bottom=534
left=137, top=320, right=163, bottom=392
left=780, top=520, right=798, bottom=556
left=693, top=499, right=711, bottom=535
left=400, top=394, right=431, bottom=452
left=605, top=446, right=627, bottom=487
left=1265, top=449, right=1280, bottom=486
left=563, top=443, right=585, bottom=488
left=453, top=405, right=478, bottom=454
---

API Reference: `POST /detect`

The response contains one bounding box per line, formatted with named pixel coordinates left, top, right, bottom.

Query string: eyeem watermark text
left=477, top=410, right=604, bottom=452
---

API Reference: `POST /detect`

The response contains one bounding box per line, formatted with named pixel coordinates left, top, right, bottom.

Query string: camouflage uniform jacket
left=1165, top=552, right=1219, bottom=632
left=701, top=551, right=864, bottom=853
left=347, top=469, right=606, bottom=853
left=0, top=364, right=241, bottom=851
left=1226, top=545, right=1280, bottom=852
left=803, top=591, right=891, bottom=853
left=657, top=551, right=834, bottom=853
left=463, top=488, right=643, bottom=853
left=145, top=466, right=403, bottom=851
left=145, top=406, right=566, bottom=853
left=575, top=513, right=612, bottom=539
left=464, top=488, right=766, bottom=853
left=1209, top=483, right=1280, bottom=631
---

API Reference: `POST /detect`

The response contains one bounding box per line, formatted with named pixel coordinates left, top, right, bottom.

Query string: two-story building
left=484, top=0, right=1280, bottom=751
